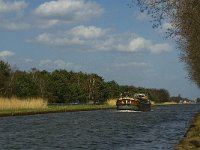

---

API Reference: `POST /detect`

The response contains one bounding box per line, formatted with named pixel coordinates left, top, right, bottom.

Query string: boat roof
left=118, top=97, right=135, bottom=100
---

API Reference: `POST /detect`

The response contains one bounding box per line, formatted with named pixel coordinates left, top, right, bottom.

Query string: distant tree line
left=196, top=98, right=200, bottom=104
left=0, top=60, right=170, bottom=103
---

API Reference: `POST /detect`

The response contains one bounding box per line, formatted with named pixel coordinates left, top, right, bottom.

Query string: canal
left=0, top=104, right=200, bottom=150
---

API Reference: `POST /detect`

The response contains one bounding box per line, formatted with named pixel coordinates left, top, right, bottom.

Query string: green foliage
left=102, top=81, right=120, bottom=100
left=13, top=72, right=39, bottom=98
left=0, top=61, right=171, bottom=103
left=149, top=89, right=170, bottom=103
left=0, top=61, right=11, bottom=96
left=47, top=70, right=70, bottom=103
left=196, top=98, right=200, bottom=103
left=0, top=61, right=11, bottom=76
left=169, top=95, right=189, bottom=103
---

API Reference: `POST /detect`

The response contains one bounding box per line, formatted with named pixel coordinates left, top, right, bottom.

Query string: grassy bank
left=0, top=97, right=115, bottom=117
left=175, top=113, right=200, bottom=150
left=0, top=105, right=115, bottom=117
left=0, top=97, right=182, bottom=117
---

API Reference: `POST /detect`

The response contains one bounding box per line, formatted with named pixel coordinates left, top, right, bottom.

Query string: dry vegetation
left=175, top=113, right=200, bottom=150
left=0, top=97, right=115, bottom=117
left=106, top=98, right=117, bottom=106
left=0, top=97, right=47, bottom=110
left=162, top=102, right=179, bottom=105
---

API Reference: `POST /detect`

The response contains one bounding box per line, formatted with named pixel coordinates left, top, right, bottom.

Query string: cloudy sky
left=0, top=0, right=199, bottom=99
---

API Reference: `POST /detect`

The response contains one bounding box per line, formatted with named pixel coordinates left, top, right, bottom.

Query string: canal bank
left=0, top=105, right=115, bottom=117
left=0, top=103, right=195, bottom=117
left=0, top=103, right=175, bottom=117
left=175, top=112, right=200, bottom=150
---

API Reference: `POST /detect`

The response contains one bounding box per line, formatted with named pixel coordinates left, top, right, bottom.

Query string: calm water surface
left=0, top=104, right=200, bottom=150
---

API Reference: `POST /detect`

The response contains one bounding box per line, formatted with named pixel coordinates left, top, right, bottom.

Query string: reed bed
left=106, top=98, right=117, bottom=106
left=0, top=97, right=47, bottom=110
left=0, top=98, right=115, bottom=117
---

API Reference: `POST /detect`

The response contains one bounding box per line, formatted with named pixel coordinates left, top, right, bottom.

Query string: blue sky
left=0, top=0, right=199, bottom=99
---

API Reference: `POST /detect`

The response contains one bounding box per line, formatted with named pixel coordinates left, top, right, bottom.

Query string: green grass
left=0, top=104, right=116, bottom=117
left=175, top=113, right=200, bottom=150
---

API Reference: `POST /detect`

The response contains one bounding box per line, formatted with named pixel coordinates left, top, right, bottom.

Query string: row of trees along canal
left=0, top=60, right=173, bottom=104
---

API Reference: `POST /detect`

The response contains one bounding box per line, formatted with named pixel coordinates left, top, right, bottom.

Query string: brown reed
left=0, top=97, right=47, bottom=110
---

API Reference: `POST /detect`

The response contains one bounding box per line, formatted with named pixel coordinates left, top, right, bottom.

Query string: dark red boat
left=116, top=93, right=151, bottom=111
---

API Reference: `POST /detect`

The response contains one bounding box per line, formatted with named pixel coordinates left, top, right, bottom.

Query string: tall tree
left=47, top=70, right=70, bottom=103
left=0, top=61, right=11, bottom=96
left=86, top=74, right=104, bottom=103
left=13, top=72, right=39, bottom=98
left=134, top=0, right=200, bottom=87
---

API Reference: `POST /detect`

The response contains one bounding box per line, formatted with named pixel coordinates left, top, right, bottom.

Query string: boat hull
left=139, top=104, right=151, bottom=111
left=116, top=96, right=151, bottom=111
left=117, top=105, right=140, bottom=111
left=116, top=104, right=151, bottom=111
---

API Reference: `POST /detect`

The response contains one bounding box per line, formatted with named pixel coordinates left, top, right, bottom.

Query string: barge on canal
left=116, top=93, right=151, bottom=111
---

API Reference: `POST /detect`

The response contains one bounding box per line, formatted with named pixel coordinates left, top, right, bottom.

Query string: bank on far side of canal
left=175, top=112, right=200, bottom=150
left=0, top=105, right=116, bottom=117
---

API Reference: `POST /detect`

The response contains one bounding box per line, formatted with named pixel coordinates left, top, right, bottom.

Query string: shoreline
left=175, top=112, right=200, bottom=150
left=0, top=105, right=116, bottom=117
left=0, top=103, right=195, bottom=118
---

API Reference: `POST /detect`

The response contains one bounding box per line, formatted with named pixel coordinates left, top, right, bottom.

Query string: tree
left=47, top=70, right=70, bottom=103
left=0, top=61, right=171, bottom=103
left=134, top=0, right=200, bottom=87
left=0, top=61, right=11, bottom=96
left=13, top=72, right=39, bottom=98
left=30, top=69, right=50, bottom=99
left=68, top=83, right=86, bottom=103
left=85, top=74, right=105, bottom=103
left=148, top=88, right=170, bottom=102
left=196, top=98, right=200, bottom=104
left=103, top=81, right=120, bottom=99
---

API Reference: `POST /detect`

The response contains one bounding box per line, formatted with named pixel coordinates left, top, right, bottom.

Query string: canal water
left=0, top=105, right=200, bottom=150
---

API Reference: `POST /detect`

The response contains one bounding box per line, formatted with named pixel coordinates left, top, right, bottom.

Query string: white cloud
left=123, top=37, right=171, bottom=54
left=24, top=58, right=33, bottom=63
left=54, top=59, right=73, bottom=69
left=35, top=19, right=60, bottom=28
left=34, top=0, right=104, bottom=23
left=34, top=25, right=107, bottom=46
left=136, top=12, right=149, bottom=21
left=0, top=50, right=15, bottom=59
left=33, top=25, right=171, bottom=54
left=0, top=0, right=103, bottom=30
left=70, top=25, right=106, bottom=39
left=0, top=20, right=31, bottom=30
left=0, top=0, right=28, bottom=13
left=35, top=33, right=53, bottom=44
left=157, top=22, right=173, bottom=34
left=162, top=22, right=172, bottom=30
left=39, top=59, right=81, bottom=70
left=127, top=37, right=151, bottom=52
left=149, top=43, right=171, bottom=54
left=112, top=62, right=150, bottom=68
left=0, top=18, right=61, bottom=30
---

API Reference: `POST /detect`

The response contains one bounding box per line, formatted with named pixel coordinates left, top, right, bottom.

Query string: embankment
left=175, top=112, right=200, bottom=150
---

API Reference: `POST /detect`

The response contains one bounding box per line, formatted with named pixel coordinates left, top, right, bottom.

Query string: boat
left=116, top=93, right=151, bottom=111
